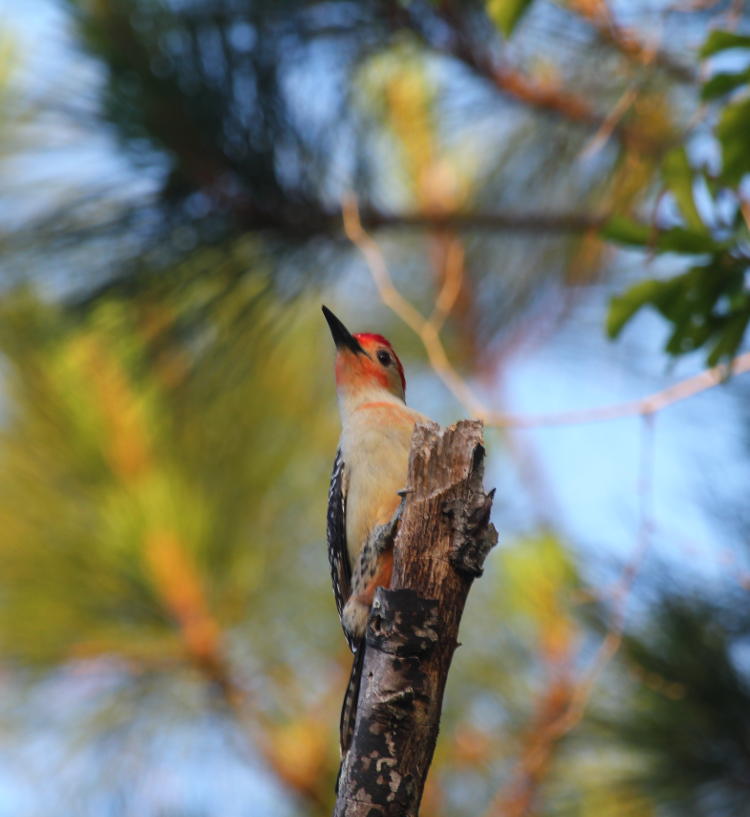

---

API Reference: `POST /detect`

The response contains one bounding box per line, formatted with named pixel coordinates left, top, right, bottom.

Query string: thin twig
left=492, top=356, right=750, bottom=427
left=343, top=195, right=750, bottom=431
left=343, top=194, right=488, bottom=418
left=580, top=84, right=639, bottom=159
left=429, top=237, right=465, bottom=331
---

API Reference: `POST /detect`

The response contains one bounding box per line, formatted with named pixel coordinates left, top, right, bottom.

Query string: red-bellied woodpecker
left=322, top=305, right=431, bottom=753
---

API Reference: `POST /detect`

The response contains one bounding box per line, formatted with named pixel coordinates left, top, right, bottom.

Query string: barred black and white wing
left=327, top=448, right=354, bottom=651
left=328, top=449, right=365, bottom=752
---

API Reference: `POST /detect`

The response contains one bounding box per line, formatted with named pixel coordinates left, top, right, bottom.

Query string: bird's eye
left=377, top=349, right=391, bottom=366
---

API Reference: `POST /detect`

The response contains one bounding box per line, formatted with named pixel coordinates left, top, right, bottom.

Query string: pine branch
left=565, top=0, right=696, bottom=84
left=382, top=0, right=673, bottom=154
left=334, top=420, right=498, bottom=817
left=355, top=208, right=607, bottom=234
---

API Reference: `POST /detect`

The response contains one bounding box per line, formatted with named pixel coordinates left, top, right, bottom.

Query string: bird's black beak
left=322, top=305, right=365, bottom=355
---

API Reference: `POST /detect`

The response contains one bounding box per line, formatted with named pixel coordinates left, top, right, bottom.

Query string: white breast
left=340, top=402, right=429, bottom=565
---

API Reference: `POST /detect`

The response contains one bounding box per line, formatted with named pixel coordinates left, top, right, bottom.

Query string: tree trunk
left=334, top=420, right=498, bottom=817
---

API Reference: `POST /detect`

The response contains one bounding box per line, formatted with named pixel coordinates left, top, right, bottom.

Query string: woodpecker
left=322, top=305, right=431, bottom=753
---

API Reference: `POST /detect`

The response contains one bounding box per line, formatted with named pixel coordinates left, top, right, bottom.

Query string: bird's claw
left=382, top=494, right=407, bottom=544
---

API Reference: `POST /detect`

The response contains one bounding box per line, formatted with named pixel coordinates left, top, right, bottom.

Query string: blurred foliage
left=488, top=0, right=536, bottom=37
left=0, top=287, right=330, bottom=667
left=592, top=590, right=750, bottom=817
left=0, top=1, right=749, bottom=816
left=0, top=283, right=345, bottom=811
left=606, top=28, right=750, bottom=365
left=4, top=0, right=685, bottom=358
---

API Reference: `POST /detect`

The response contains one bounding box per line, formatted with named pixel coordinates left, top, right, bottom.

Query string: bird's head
left=322, top=305, right=406, bottom=405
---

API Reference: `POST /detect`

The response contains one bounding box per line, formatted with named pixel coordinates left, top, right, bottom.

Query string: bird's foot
left=342, top=597, right=370, bottom=644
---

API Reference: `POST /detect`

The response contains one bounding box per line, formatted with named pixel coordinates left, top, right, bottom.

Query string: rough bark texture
left=334, top=420, right=498, bottom=817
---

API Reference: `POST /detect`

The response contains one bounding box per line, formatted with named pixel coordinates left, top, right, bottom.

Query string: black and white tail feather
left=339, top=637, right=365, bottom=754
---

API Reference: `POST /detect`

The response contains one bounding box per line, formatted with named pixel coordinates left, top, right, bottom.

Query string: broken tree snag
left=334, top=420, right=498, bottom=817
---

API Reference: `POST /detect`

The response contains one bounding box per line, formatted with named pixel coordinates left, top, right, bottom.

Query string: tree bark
left=334, top=420, right=498, bottom=817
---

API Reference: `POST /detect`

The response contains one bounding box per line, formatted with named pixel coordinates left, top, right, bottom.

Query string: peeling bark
left=334, top=420, right=498, bottom=817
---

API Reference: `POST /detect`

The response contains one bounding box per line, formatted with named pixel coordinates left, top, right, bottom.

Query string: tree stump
left=334, top=420, right=498, bottom=816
